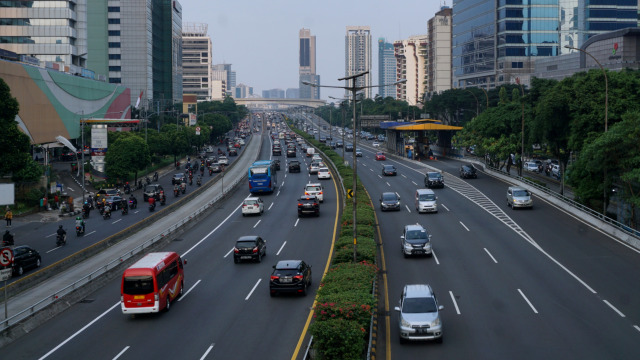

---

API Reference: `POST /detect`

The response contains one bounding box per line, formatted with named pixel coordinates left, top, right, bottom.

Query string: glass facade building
left=299, top=28, right=319, bottom=99
left=345, top=26, right=372, bottom=98
left=378, top=38, right=396, bottom=99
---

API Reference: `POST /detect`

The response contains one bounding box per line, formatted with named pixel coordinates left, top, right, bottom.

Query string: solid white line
left=183, top=203, right=242, bottom=257
left=46, top=247, right=61, bottom=254
left=441, top=204, right=450, bottom=212
left=411, top=181, right=417, bottom=186
left=459, top=221, right=470, bottom=231
left=294, top=218, right=299, bottom=227
left=253, top=220, right=261, bottom=228
left=277, top=241, right=287, bottom=255
left=405, top=205, right=411, bottom=213
left=268, top=203, right=274, bottom=210
left=38, top=301, right=120, bottom=360
left=518, top=289, right=538, bottom=314
left=634, top=325, right=640, bottom=332
left=449, top=291, right=461, bottom=314
left=224, top=247, right=234, bottom=259
left=484, top=248, right=498, bottom=263
left=603, top=300, right=626, bottom=317
left=178, top=279, right=201, bottom=302
left=245, top=279, right=262, bottom=300
left=112, top=346, right=130, bottom=360
left=401, top=174, right=407, bottom=178
left=432, top=250, right=440, bottom=265
left=111, top=219, right=121, bottom=224
left=199, top=344, right=215, bottom=360
left=85, top=230, right=96, bottom=236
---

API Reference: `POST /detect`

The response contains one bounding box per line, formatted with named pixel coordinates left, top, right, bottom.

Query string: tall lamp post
left=329, top=96, right=349, bottom=160
left=565, top=45, right=609, bottom=214
left=304, top=73, right=406, bottom=262
left=515, top=78, right=525, bottom=177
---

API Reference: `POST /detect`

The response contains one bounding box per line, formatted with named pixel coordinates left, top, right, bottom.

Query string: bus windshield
left=249, top=167, right=269, bottom=178
left=122, top=276, right=154, bottom=295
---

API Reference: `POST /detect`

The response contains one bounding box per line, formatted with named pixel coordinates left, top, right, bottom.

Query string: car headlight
left=431, top=317, right=441, bottom=327
left=400, top=317, right=411, bottom=328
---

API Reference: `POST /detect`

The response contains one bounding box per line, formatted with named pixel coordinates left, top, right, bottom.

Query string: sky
left=179, top=0, right=447, bottom=101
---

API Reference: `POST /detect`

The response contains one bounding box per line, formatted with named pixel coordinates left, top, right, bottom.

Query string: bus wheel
left=165, top=297, right=171, bottom=312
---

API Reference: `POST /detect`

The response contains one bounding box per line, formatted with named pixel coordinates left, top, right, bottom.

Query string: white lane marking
left=84, top=230, right=96, bottom=237
left=281, top=181, right=285, bottom=187
left=484, top=248, right=498, bottom=263
left=459, top=221, right=470, bottom=231
left=411, top=181, right=417, bottom=186
left=294, top=218, right=299, bottom=227
left=441, top=204, right=450, bottom=212
left=405, top=205, right=411, bottom=213
left=518, top=289, right=538, bottom=314
left=38, top=301, right=120, bottom=360
left=183, top=203, right=242, bottom=257
left=285, top=174, right=287, bottom=178
left=369, top=168, right=373, bottom=172
left=268, top=202, right=274, bottom=210
left=224, top=248, right=234, bottom=259
left=277, top=241, right=287, bottom=255
left=253, top=220, right=261, bottom=228
left=245, top=279, right=262, bottom=300
left=634, top=325, right=640, bottom=332
left=112, top=219, right=122, bottom=224
left=401, top=174, right=407, bottom=178
left=46, top=247, right=62, bottom=254
left=449, top=291, right=461, bottom=315
left=432, top=250, right=440, bottom=265
left=603, top=300, right=626, bottom=317
left=178, top=279, right=201, bottom=301
left=134, top=210, right=139, bottom=214
left=386, top=182, right=391, bottom=187
left=199, top=344, right=216, bottom=360
left=46, top=233, right=56, bottom=238
left=67, top=187, right=75, bottom=192
left=112, top=346, right=130, bottom=360
left=395, top=192, right=400, bottom=198
left=377, top=175, right=382, bottom=179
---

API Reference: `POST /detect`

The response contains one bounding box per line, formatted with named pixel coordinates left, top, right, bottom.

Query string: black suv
left=286, top=148, right=296, bottom=157
left=298, top=195, right=319, bottom=217
left=172, top=173, right=186, bottom=185
left=233, top=236, right=266, bottom=263
left=459, top=165, right=477, bottom=179
left=288, top=160, right=301, bottom=173
left=382, top=164, right=397, bottom=176
left=269, top=260, right=312, bottom=296
left=12, top=245, right=42, bottom=276
left=143, top=184, right=164, bottom=201
left=272, top=145, right=282, bottom=156
left=425, top=172, right=444, bottom=188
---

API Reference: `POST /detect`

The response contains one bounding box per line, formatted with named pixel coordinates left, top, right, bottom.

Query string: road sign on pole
left=0, top=248, right=13, bottom=267
left=0, top=268, right=11, bottom=281
left=346, top=189, right=353, bottom=198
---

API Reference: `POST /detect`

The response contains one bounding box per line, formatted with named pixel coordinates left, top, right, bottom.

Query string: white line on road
left=85, top=230, right=96, bottom=237
left=377, top=175, right=382, bottom=179
left=245, top=279, right=262, bottom=300
left=281, top=181, right=285, bottom=186
left=38, top=301, right=120, bottom=360
left=369, top=168, right=373, bottom=172
left=224, top=247, right=234, bottom=258
left=449, top=291, right=461, bottom=315
left=67, top=187, right=75, bottom=192
left=199, top=344, right=216, bottom=360
left=411, top=181, right=417, bottom=186
left=184, top=202, right=242, bottom=257
left=285, top=174, right=287, bottom=178
left=134, top=210, right=139, bottom=214
left=253, top=220, right=261, bottom=228
left=405, top=205, right=411, bottom=213
left=518, top=289, right=538, bottom=314
left=441, top=204, right=450, bottom=212
left=112, top=219, right=122, bottom=224
left=294, top=218, right=299, bottom=227
left=277, top=190, right=280, bottom=196
left=178, top=279, right=201, bottom=301
left=395, top=192, right=400, bottom=198
left=484, top=248, right=498, bottom=263
left=386, top=182, right=391, bottom=187
left=277, top=241, right=287, bottom=255
left=432, top=250, right=440, bottom=265
left=268, top=202, right=274, bottom=210
left=634, top=325, right=640, bottom=332
left=112, top=346, right=130, bottom=360
left=603, top=300, right=626, bottom=317
left=46, top=233, right=56, bottom=238
left=401, top=174, right=407, bottom=178
left=459, top=221, right=470, bottom=231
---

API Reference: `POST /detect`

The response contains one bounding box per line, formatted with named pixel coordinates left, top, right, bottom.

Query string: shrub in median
left=309, top=318, right=366, bottom=360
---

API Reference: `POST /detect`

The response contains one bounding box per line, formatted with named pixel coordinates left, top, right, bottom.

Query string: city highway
left=0, top=125, right=340, bottom=359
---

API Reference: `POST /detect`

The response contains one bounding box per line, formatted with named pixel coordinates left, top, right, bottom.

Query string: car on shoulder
left=401, top=224, right=432, bottom=257
left=297, top=195, right=320, bottom=217
left=459, top=164, right=477, bottom=179
left=233, top=235, right=266, bottom=263
left=317, top=167, right=331, bottom=179
left=172, top=173, right=186, bottom=185
left=425, top=172, right=444, bottom=188
left=372, top=141, right=380, bottom=147
left=11, top=245, right=42, bottom=276
left=395, top=284, right=444, bottom=343
left=288, top=160, right=301, bottom=173
left=355, top=148, right=363, bottom=157
left=380, top=192, right=401, bottom=211
left=269, top=260, right=312, bottom=296
left=304, top=183, right=324, bottom=202
left=218, top=156, right=229, bottom=165
left=507, top=186, right=533, bottom=209
left=375, top=152, right=386, bottom=161
left=382, top=164, right=397, bottom=176
left=415, top=189, right=437, bottom=213
left=228, top=148, right=238, bottom=156
left=241, top=197, right=264, bottom=216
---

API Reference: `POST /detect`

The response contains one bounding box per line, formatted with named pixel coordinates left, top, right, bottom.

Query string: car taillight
left=293, top=275, right=304, bottom=280
left=319, top=191, right=323, bottom=195
left=252, top=247, right=258, bottom=253
left=298, top=203, right=303, bottom=206
left=234, top=248, right=239, bottom=253
left=305, top=192, right=309, bottom=195
left=242, top=204, right=247, bottom=207
left=270, top=275, right=279, bottom=281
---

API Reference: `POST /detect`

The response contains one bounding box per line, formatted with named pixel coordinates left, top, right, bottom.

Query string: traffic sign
left=346, top=189, right=353, bottom=198
left=0, top=248, right=13, bottom=267
left=0, top=268, right=11, bottom=281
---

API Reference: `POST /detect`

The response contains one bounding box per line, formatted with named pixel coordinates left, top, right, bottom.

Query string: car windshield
left=236, top=240, right=257, bottom=248
left=513, top=190, right=530, bottom=197
left=418, top=194, right=436, bottom=201
left=382, top=193, right=397, bottom=201
left=405, top=229, right=428, bottom=240
left=403, top=297, right=437, bottom=313
left=144, top=185, right=156, bottom=192
left=244, top=200, right=258, bottom=206
left=428, top=173, right=441, bottom=179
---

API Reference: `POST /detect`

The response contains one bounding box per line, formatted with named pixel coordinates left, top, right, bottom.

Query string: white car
left=372, top=141, right=380, bottom=147
left=218, top=156, right=229, bottom=165
left=304, top=183, right=324, bottom=202
left=309, top=162, right=321, bottom=174
left=317, top=167, right=331, bottom=179
left=241, top=197, right=264, bottom=216
left=312, top=154, right=322, bottom=162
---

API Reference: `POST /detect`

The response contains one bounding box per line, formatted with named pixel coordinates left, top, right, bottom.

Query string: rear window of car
left=122, top=276, right=154, bottom=295
left=403, top=297, right=437, bottom=313
left=273, top=269, right=299, bottom=276
left=244, top=200, right=258, bottom=206
left=306, top=186, right=321, bottom=191
left=236, top=240, right=257, bottom=248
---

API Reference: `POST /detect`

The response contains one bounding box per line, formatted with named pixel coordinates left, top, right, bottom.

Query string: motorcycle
left=160, top=193, right=166, bottom=205
left=128, top=198, right=137, bottom=209
left=124, top=184, right=131, bottom=194
left=189, top=177, right=193, bottom=186
left=196, top=177, right=202, bottom=187
left=76, top=225, right=84, bottom=236
left=153, top=172, right=159, bottom=181
left=103, top=208, right=111, bottom=220
left=209, top=168, right=213, bottom=176
left=122, top=205, right=129, bottom=215
left=149, top=202, right=156, bottom=212
left=181, top=182, right=186, bottom=194
left=82, top=207, right=90, bottom=219
left=174, top=188, right=180, bottom=197
left=145, top=177, right=151, bottom=185
left=56, top=233, right=66, bottom=247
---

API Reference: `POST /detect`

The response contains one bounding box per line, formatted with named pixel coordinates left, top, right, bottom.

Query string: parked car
left=425, top=172, right=444, bottom=188
left=11, top=245, right=42, bottom=276
left=415, top=189, right=438, bottom=213
left=507, top=186, right=533, bottom=209
left=375, top=152, right=386, bottom=161
left=288, top=160, right=301, bottom=173
left=395, top=284, right=444, bottom=343
left=241, top=197, right=264, bottom=216
left=459, top=164, right=477, bottom=179
left=304, top=183, right=324, bottom=202
left=401, top=224, right=432, bottom=257
left=380, top=192, right=401, bottom=211
left=269, top=260, right=312, bottom=296
left=233, top=235, right=266, bottom=263
left=143, top=184, right=164, bottom=201
left=298, top=195, right=320, bottom=217
left=382, top=164, right=397, bottom=176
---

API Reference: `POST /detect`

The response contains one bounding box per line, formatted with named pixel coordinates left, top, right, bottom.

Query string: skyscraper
left=213, top=63, right=236, bottom=95
left=299, top=28, right=320, bottom=99
left=426, top=7, right=452, bottom=96
left=394, top=35, right=428, bottom=105
left=378, top=38, right=396, bottom=99
left=182, top=23, right=212, bottom=101
left=345, top=26, right=372, bottom=98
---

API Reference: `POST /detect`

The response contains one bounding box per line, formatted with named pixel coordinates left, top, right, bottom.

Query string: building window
left=108, top=19, right=121, bottom=25
left=108, top=54, right=121, bottom=60
left=108, top=7, right=120, bottom=12
left=109, top=66, right=121, bottom=72
left=511, top=62, right=523, bottom=69
left=109, top=78, right=121, bottom=84
left=108, top=42, right=121, bottom=48
left=108, top=30, right=121, bottom=36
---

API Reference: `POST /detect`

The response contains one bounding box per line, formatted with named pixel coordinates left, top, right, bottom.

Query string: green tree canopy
left=104, top=134, right=150, bottom=182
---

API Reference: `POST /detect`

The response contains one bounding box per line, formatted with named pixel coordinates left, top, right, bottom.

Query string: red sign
left=0, top=248, right=13, bottom=266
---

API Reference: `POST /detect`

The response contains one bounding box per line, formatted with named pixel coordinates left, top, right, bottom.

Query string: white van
left=306, top=147, right=315, bottom=157
left=415, top=189, right=438, bottom=213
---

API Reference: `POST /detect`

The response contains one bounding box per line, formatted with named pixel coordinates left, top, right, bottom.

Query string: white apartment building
left=345, top=26, right=372, bottom=98
left=394, top=35, right=428, bottom=106
left=427, top=7, right=452, bottom=96
left=182, top=23, right=212, bottom=101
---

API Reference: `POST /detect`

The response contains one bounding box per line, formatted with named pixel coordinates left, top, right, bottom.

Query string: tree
left=104, top=134, right=150, bottom=183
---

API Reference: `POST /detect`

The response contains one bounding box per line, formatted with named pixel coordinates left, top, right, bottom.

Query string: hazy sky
left=180, top=0, right=446, bottom=101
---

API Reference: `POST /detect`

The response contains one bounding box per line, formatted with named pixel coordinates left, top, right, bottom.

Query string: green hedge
left=309, top=319, right=367, bottom=360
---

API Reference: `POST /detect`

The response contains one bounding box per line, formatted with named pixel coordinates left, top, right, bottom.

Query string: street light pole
left=515, top=78, right=525, bottom=177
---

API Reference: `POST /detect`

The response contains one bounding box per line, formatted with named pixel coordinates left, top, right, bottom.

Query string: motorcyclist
left=87, top=195, right=94, bottom=209
left=159, top=190, right=166, bottom=205
left=148, top=195, right=156, bottom=210
left=196, top=176, right=202, bottom=186
left=153, top=171, right=159, bottom=181
left=57, top=225, right=66, bottom=242
left=103, top=204, right=111, bottom=218
left=124, top=182, right=131, bottom=194
left=173, top=183, right=180, bottom=196
left=121, top=198, right=129, bottom=213
left=129, top=194, right=137, bottom=208
left=3, top=230, right=14, bottom=246
left=75, top=216, right=85, bottom=233
left=83, top=201, right=91, bottom=218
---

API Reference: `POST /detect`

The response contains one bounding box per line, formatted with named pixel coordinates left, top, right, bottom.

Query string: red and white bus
left=121, top=252, right=185, bottom=314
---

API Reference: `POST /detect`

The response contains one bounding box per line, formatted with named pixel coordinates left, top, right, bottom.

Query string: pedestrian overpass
left=234, top=98, right=326, bottom=109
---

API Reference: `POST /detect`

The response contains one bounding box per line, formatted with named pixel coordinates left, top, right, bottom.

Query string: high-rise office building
left=394, top=35, right=428, bottom=106
left=232, top=83, right=253, bottom=98
left=262, top=89, right=285, bottom=98
left=286, top=88, right=300, bottom=99
left=182, top=23, right=212, bottom=101
left=378, top=38, right=396, bottom=99
left=213, top=63, right=236, bottom=95
left=152, top=0, right=182, bottom=105
left=426, top=6, right=452, bottom=96
left=452, top=0, right=639, bottom=89
left=345, top=26, right=372, bottom=98
left=299, top=28, right=320, bottom=99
